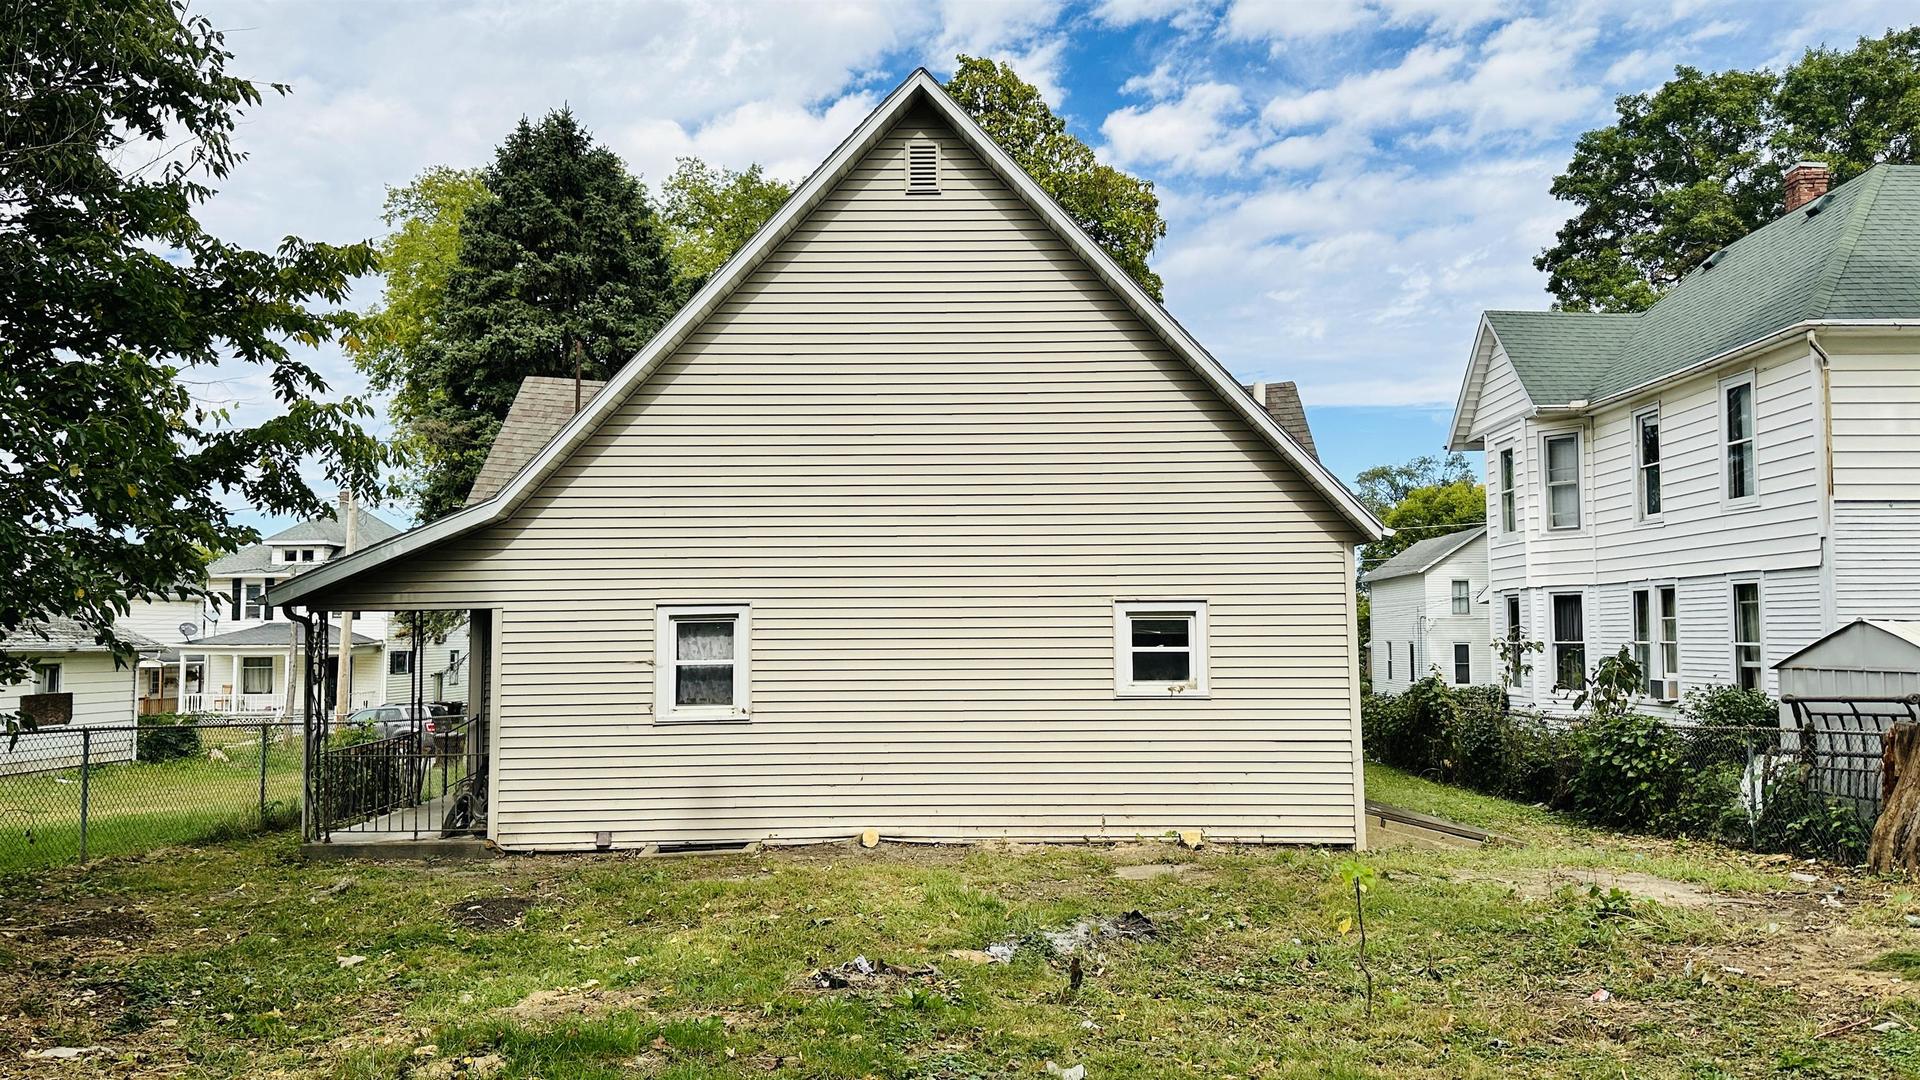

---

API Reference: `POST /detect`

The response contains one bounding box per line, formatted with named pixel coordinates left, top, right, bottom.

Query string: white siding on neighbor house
left=122, top=598, right=212, bottom=644
left=0, top=652, right=137, bottom=774
left=308, top=105, right=1366, bottom=851
left=1828, top=335, right=1920, bottom=502
left=1834, top=503, right=1920, bottom=622
left=1370, top=535, right=1493, bottom=695
left=384, top=624, right=470, bottom=706
left=1367, top=576, right=1422, bottom=695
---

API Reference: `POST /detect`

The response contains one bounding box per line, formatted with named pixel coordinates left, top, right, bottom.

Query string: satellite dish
left=178, top=622, right=199, bottom=641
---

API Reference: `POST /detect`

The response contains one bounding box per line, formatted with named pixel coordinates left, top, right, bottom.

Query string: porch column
left=177, top=652, right=189, bottom=713
left=231, top=653, right=241, bottom=709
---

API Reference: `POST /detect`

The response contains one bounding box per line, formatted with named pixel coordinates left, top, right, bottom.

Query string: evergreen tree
left=414, top=109, right=677, bottom=518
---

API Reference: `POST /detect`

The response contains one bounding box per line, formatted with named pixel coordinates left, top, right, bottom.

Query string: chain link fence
left=0, top=719, right=305, bottom=874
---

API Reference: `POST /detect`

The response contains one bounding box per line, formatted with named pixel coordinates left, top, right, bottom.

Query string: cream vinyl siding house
left=1452, top=163, right=1920, bottom=713
left=273, top=71, right=1383, bottom=851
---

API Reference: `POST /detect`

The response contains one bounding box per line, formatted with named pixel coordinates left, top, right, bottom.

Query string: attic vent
left=904, top=142, right=939, bottom=195
left=1701, top=248, right=1728, bottom=271
left=1803, top=192, right=1834, bottom=217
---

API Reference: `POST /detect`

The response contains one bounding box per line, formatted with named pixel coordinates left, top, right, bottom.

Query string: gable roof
left=187, top=622, right=376, bottom=649
left=274, top=71, right=1384, bottom=608
left=1242, top=381, right=1317, bottom=459
left=208, top=511, right=403, bottom=577
left=0, top=617, right=164, bottom=655
left=1359, top=525, right=1485, bottom=585
left=469, top=376, right=608, bottom=504
left=1470, top=165, right=1920, bottom=411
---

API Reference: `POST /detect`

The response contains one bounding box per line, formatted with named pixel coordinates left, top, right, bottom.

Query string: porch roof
left=185, top=623, right=378, bottom=650
left=1, top=617, right=164, bottom=655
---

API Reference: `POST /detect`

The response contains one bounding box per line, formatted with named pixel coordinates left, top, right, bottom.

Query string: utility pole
left=334, top=491, right=359, bottom=725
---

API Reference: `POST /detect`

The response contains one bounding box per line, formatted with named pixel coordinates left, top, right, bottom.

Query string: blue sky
left=189, top=0, right=1917, bottom=533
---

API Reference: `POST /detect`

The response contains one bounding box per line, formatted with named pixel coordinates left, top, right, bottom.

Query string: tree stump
left=1869, top=721, right=1920, bottom=874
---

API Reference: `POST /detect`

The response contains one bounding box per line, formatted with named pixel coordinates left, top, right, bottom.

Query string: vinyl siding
left=1366, top=576, right=1422, bottom=694
left=1367, top=536, right=1492, bottom=694
left=1834, top=503, right=1920, bottom=622
left=1829, top=335, right=1920, bottom=501
left=384, top=623, right=470, bottom=706
left=0, top=652, right=137, bottom=773
left=309, top=105, right=1364, bottom=849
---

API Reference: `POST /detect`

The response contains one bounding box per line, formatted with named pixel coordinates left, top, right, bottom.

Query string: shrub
left=1567, top=713, right=1683, bottom=830
left=1664, top=761, right=1746, bottom=840
left=136, top=713, right=202, bottom=763
left=1749, top=765, right=1871, bottom=863
left=1681, top=685, right=1778, bottom=728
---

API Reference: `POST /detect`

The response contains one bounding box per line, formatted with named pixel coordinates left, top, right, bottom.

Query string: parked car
left=345, top=703, right=448, bottom=740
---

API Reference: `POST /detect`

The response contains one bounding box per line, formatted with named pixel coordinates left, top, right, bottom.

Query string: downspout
left=1808, top=329, right=1837, bottom=634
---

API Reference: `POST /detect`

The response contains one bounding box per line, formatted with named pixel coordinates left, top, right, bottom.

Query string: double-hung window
left=389, top=650, right=413, bottom=676
left=1724, top=376, right=1757, bottom=502
left=1498, top=446, right=1517, bottom=534
left=1632, top=586, right=1680, bottom=698
left=241, top=656, right=273, bottom=696
left=1115, top=602, right=1208, bottom=696
left=1385, top=641, right=1394, bottom=681
left=1635, top=408, right=1662, bottom=519
left=1732, top=582, right=1763, bottom=691
left=656, top=605, right=752, bottom=720
left=1659, top=586, right=1679, bottom=694
left=1544, top=433, right=1581, bottom=530
left=1453, top=643, right=1471, bottom=685
left=1631, top=589, right=1655, bottom=692
left=1551, top=593, right=1584, bottom=692
left=1504, top=595, right=1523, bottom=686
left=32, top=663, right=61, bottom=694
left=1451, top=580, right=1471, bottom=615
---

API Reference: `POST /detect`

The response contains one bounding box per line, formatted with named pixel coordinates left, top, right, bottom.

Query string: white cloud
left=1092, top=0, right=1216, bottom=29
left=1120, top=62, right=1184, bottom=100
left=614, top=95, right=881, bottom=184
left=1224, top=0, right=1372, bottom=44
left=1102, top=82, right=1258, bottom=174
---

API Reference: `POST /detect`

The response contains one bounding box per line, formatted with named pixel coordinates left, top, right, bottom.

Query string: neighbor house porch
left=156, top=623, right=384, bottom=718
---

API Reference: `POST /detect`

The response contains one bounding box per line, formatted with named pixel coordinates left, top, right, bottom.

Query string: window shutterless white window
left=1114, top=601, right=1208, bottom=697
left=1497, top=445, right=1517, bottom=535
left=1634, top=407, right=1662, bottom=519
left=1453, top=643, right=1471, bottom=685
left=1407, top=641, right=1415, bottom=678
left=1504, top=594, right=1523, bottom=686
left=1451, top=579, right=1471, bottom=615
left=1543, top=433, right=1581, bottom=530
left=1632, top=586, right=1681, bottom=699
left=1732, top=581, right=1763, bottom=691
left=1385, top=641, right=1393, bottom=681
left=655, top=605, right=752, bottom=721
left=1550, top=593, right=1584, bottom=692
left=32, top=663, right=61, bottom=694
left=389, top=650, right=412, bottom=676
left=1659, top=585, right=1679, bottom=695
left=241, top=656, right=273, bottom=695
left=1632, top=588, right=1654, bottom=692
left=1722, top=374, right=1757, bottom=503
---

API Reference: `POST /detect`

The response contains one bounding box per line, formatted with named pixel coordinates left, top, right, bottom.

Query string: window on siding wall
left=1115, top=602, right=1208, bottom=696
left=656, top=605, right=752, bottom=720
left=1732, top=582, right=1763, bottom=690
left=1385, top=641, right=1394, bottom=681
left=1504, top=595, right=1523, bottom=686
left=1451, top=580, right=1471, bottom=615
left=241, top=657, right=273, bottom=695
left=1635, top=408, right=1662, bottom=518
left=389, top=651, right=412, bottom=676
left=1498, top=447, right=1516, bottom=534
left=244, top=582, right=268, bottom=620
left=1408, top=641, right=1415, bottom=680
left=32, top=663, right=61, bottom=694
left=1544, top=434, right=1581, bottom=530
left=1551, top=594, right=1584, bottom=691
left=1632, top=587, right=1681, bottom=699
left=1659, top=586, right=1679, bottom=695
left=1724, top=377, right=1757, bottom=502
left=1453, top=643, right=1471, bottom=685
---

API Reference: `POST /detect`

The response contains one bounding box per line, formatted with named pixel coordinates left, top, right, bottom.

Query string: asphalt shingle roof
left=1488, top=165, right=1920, bottom=405
left=0, top=617, right=163, bottom=654
left=207, top=512, right=402, bottom=576
left=187, top=623, right=377, bottom=649
left=1241, top=381, right=1318, bottom=459
left=1360, top=525, right=1485, bottom=585
left=468, top=376, right=608, bottom=505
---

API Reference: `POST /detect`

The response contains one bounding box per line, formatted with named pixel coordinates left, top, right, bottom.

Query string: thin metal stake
left=78, top=728, right=92, bottom=864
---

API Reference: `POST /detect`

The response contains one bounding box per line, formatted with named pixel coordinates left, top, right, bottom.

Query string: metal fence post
left=78, top=727, right=92, bottom=865
left=259, top=720, right=270, bottom=827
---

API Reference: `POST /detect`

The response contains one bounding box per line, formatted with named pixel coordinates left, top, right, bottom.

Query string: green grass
left=0, top=763, right=1913, bottom=1078
left=0, top=731, right=303, bottom=873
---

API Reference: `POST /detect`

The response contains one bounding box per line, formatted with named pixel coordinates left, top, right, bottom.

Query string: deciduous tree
left=0, top=0, right=384, bottom=684
left=658, top=157, right=792, bottom=290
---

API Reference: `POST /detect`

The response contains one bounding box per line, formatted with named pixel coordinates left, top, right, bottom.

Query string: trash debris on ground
left=1041, top=910, right=1157, bottom=957
left=337, top=954, right=368, bottom=968
left=1045, top=1061, right=1086, bottom=1080
left=26, top=1046, right=105, bottom=1059
left=985, top=941, right=1017, bottom=964
left=1588, top=988, right=1612, bottom=1003
left=806, top=954, right=938, bottom=989
left=1789, top=871, right=1819, bottom=884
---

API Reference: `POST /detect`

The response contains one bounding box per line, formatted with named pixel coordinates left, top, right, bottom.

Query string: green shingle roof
left=1488, top=165, right=1920, bottom=405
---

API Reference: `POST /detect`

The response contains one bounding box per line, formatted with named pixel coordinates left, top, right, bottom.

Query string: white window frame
left=1113, top=601, right=1209, bottom=698
left=1549, top=592, right=1585, bottom=693
left=1496, top=443, right=1518, bottom=538
left=1450, top=579, right=1471, bottom=616
left=1630, top=583, right=1681, bottom=700
left=1452, top=642, right=1471, bottom=685
left=389, top=650, right=412, bottom=676
left=1658, top=584, right=1680, bottom=697
left=1383, top=640, right=1393, bottom=681
left=654, top=604, right=752, bottom=722
left=1541, top=430, right=1582, bottom=532
left=1720, top=371, right=1759, bottom=507
left=241, top=656, right=274, bottom=696
left=1633, top=405, right=1662, bottom=522
left=1731, top=579, right=1764, bottom=691
left=243, top=581, right=266, bottom=620
left=1503, top=594, right=1523, bottom=687
left=32, top=662, right=62, bottom=694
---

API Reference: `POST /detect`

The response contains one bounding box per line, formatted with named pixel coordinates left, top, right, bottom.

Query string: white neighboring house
left=0, top=619, right=160, bottom=773
left=1361, top=526, right=1491, bottom=693
left=384, top=619, right=470, bottom=708
left=1448, top=162, right=1920, bottom=715
left=132, top=510, right=401, bottom=717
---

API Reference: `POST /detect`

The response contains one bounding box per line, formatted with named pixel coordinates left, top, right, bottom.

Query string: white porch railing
left=180, top=692, right=284, bottom=716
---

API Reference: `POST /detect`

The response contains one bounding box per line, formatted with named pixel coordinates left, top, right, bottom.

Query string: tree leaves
left=1538, top=29, right=1920, bottom=312
left=0, top=0, right=385, bottom=684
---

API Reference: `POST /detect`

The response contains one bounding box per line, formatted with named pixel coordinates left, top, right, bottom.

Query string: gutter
left=1586, top=319, right=1920, bottom=410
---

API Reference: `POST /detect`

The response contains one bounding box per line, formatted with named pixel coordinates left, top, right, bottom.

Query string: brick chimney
left=1784, top=161, right=1830, bottom=213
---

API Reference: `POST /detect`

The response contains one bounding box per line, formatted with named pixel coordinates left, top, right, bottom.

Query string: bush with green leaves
left=1568, top=712, right=1684, bottom=829
left=1681, top=684, right=1778, bottom=728
left=136, top=714, right=203, bottom=764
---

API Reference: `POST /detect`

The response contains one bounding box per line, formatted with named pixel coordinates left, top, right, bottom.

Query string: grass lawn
left=3, top=765, right=1918, bottom=1078
left=0, top=729, right=303, bottom=873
